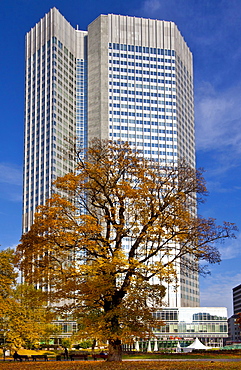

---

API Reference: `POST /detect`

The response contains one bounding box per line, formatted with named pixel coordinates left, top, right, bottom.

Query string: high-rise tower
left=88, top=14, right=195, bottom=168
left=23, top=8, right=198, bottom=307
left=23, top=9, right=87, bottom=232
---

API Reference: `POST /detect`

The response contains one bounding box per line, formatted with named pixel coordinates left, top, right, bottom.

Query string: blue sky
left=1, top=0, right=241, bottom=316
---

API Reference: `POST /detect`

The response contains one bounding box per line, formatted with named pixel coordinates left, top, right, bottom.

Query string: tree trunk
left=107, top=338, right=122, bottom=361
left=91, top=338, right=96, bottom=351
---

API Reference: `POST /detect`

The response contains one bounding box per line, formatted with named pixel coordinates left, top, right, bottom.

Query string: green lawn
left=1, top=360, right=241, bottom=370
left=123, top=351, right=241, bottom=360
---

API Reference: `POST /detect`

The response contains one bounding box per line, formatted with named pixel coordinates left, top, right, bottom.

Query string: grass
left=1, top=350, right=241, bottom=369
left=123, top=352, right=241, bottom=360
left=0, top=360, right=241, bottom=370
left=3, top=348, right=241, bottom=360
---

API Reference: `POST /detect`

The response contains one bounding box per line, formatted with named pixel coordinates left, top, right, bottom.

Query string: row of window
left=109, top=132, right=176, bottom=142
left=181, top=286, right=199, bottom=295
left=157, top=323, right=227, bottom=333
left=53, top=36, right=74, bottom=61
left=110, top=102, right=175, bottom=108
left=110, top=125, right=176, bottom=134
left=181, top=294, right=200, bottom=302
left=110, top=111, right=176, bottom=120
left=180, top=277, right=199, bottom=289
left=109, top=78, right=175, bottom=84
left=193, top=313, right=227, bottom=321
left=110, top=87, right=175, bottom=94
left=110, top=68, right=175, bottom=78
left=110, top=118, right=175, bottom=127
left=109, top=43, right=175, bottom=57
left=110, top=60, right=175, bottom=69
left=110, top=94, right=176, bottom=101
left=110, top=52, right=175, bottom=64
left=117, top=141, right=176, bottom=149
left=28, top=51, right=74, bottom=75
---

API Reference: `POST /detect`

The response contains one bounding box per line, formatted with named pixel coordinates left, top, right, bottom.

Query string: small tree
left=1, top=284, right=58, bottom=350
left=0, top=249, right=18, bottom=354
left=0, top=249, right=58, bottom=350
left=0, top=249, right=18, bottom=299
left=16, top=140, right=237, bottom=361
left=7, top=284, right=58, bottom=349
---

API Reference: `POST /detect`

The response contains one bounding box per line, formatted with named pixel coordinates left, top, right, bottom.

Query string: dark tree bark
left=91, top=338, right=96, bottom=351
left=108, top=338, right=122, bottom=361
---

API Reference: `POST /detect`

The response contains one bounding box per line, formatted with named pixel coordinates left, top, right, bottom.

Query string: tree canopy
left=3, top=284, right=58, bottom=349
left=0, top=249, right=58, bottom=350
left=0, top=248, right=18, bottom=299
left=16, top=140, right=237, bottom=360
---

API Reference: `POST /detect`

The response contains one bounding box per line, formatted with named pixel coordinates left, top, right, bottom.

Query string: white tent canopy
left=147, top=340, right=152, bottom=352
left=186, top=338, right=208, bottom=349
left=176, top=341, right=182, bottom=353
left=135, top=340, right=140, bottom=351
left=154, top=338, right=158, bottom=351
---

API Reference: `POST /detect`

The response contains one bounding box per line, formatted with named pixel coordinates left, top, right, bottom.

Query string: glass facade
left=76, top=59, right=88, bottom=153
left=108, top=43, right=178, bottom=163
left=24, top=9, right=198, bottom=310
left=23, top=35, right=76, bottom=232
left=153, top=307, right=228, bottom=344
left=23, top=9, right=87, bottom=233
left=88, top=14, right=197, bottom=308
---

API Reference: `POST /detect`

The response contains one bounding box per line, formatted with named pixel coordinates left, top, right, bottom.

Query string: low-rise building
left=228, top=314, right=241, bottom=343
left=151, top=307, right=228, bottom=349
left=233, top=284, right=241, bottom=315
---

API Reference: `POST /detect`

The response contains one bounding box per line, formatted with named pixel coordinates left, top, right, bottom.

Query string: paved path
left=2, top=357, right=241, bottom=363
left=125, top=358, right=241, bottom=362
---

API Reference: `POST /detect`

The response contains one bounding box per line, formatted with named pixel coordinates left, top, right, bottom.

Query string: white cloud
left=204, top=179, right=234, bottom=194
left=0, top=163, right=22, bottom=186
left=142, top=0, right=161, bottom=13
left=0, top=243, right=17, bottom=251
left=200, top=272, right=241, bottom=316
left=218, top=233, right=241, bottom=260
left=8, top=193, right=22, bottom=202
left=195, top=83, right=241, bottom=153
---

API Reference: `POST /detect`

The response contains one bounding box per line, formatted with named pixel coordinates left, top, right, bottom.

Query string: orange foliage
left=236, top=313, right=241, bottom=330
left=16, top=140, right=237, bottom=360
left=0, top=360, right=240, bottom=370
left=0, top=249, right=18, bottom=299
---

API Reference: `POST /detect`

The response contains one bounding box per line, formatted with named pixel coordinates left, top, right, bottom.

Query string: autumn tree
left=0, top=249, right=18, bottom=299
left=0, top=249, right=18, bottom=349
left=4, top=284, right=59, bottom=349
left=0, top=249, right=58, bottom=350
left=16, top=140, right=237, bottom=361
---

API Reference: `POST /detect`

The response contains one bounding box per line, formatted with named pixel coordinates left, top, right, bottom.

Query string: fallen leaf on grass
left=0, top=360, right=241, bottom=370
